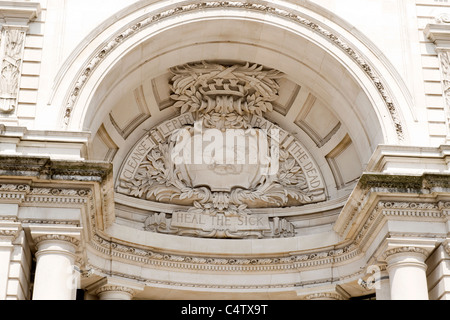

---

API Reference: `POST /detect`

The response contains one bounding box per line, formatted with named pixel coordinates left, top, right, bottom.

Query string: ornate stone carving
left=33, top=234, right=80, bottom=247
left=0, top=226, right=21, bottom=241
left=62, top=1, right=404, bottom=141
left=95, top=285, right=135, bottom=296
left=435, top=13, right=450, bottom=24
left=117, top=61, right=326, bottom=239
left=0, top=26, right=27, bottom=115
left=304, top=292, right=345, bottom=300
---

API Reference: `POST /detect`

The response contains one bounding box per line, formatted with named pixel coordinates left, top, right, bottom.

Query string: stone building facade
left=0, top=0, right=450, bottom=300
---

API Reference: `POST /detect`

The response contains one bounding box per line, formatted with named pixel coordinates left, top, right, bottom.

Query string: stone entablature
left=1, top=151, right=450, bottom=298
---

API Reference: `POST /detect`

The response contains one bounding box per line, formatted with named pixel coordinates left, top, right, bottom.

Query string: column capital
left=33, top=234, right=80, bottom=247
left=381, top=246, right=430, bottom=262
left=29, top=225, right=82, bottom=252
left=300, top=284, right=350, bottom=300
left=86, top=277, right=145, bottom=300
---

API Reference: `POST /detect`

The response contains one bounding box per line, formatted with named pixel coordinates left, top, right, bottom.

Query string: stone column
left=30, top=227, right=81, bottom=300
left=383, top=247, right=429, bottom=300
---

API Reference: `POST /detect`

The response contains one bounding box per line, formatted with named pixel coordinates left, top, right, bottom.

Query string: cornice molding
left=83, top=264, right=365, bottom=291
left=0, top=156, right=112, bottom=183
left=0, top=1, right=41, bottom=23
left=424, top=23, right=450, bottom=49
left=89, top=233, right=361, bottom=272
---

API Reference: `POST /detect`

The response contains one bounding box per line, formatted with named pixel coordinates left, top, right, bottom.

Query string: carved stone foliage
left=0, top=26, right=27, bottom=115
left=170, top=61, right=282, bottom=129
left=117, top=61, right=326, bottom=239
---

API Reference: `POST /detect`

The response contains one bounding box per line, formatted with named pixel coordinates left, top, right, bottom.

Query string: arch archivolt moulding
left=52, top=0, right=409, bottom=143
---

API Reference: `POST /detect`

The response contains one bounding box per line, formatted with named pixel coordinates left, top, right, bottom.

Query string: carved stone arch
left=46, top=0, right=413, bottom=147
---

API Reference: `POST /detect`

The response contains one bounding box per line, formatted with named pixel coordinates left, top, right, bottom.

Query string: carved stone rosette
left=117, top=61, right=327, bottom=239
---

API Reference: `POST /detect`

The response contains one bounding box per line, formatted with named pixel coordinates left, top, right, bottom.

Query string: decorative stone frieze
left=95, top=285, right=136, bottom=300
left=90, top=233, right=360, bottom=272
left=33, top=234, right=80, bottom=248
left=86, top=277, right=144, bottom=300
left=335, top=173, right=450, bottom=240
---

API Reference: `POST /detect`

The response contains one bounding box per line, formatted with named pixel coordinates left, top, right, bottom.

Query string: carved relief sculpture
left=117, top=61, right=327, bottom=239
left=0, top=26, right=27, bottom=115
